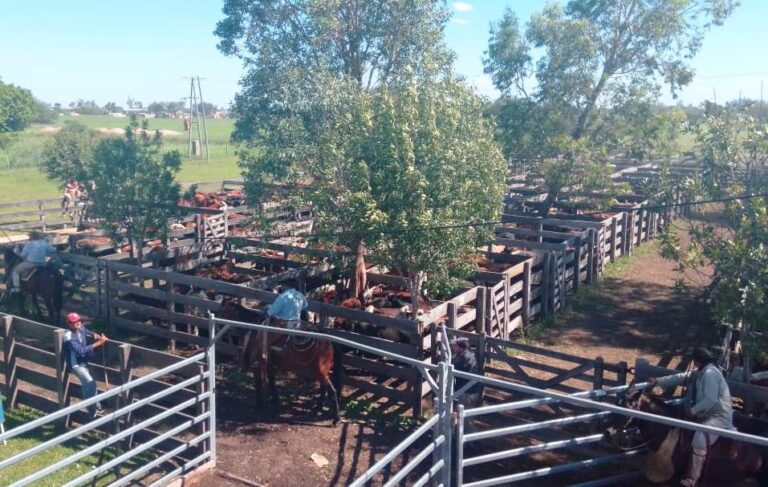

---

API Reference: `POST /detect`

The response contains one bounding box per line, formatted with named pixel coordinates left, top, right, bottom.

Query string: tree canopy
left=40, top=122, right=101, bottom=184
left=483, top=0, right=735, bottom=214
left=89, top=119, right=182, bottom=264
left=0, top=78, right=36, bottom=149
left=218, top=0, right=506, bottom=303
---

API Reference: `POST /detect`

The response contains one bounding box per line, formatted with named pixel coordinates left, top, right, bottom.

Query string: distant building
left=212, top=110, right=228, bottom=119
left=108, top=112, right=127, bottom=118
left=123, top=108, right=155, bottom=119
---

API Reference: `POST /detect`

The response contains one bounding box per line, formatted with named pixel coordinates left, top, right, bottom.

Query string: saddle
left=19, top=266, right=39, bottom=282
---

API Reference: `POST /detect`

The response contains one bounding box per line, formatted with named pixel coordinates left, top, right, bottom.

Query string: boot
left=680, top=452, right=705, bottom=487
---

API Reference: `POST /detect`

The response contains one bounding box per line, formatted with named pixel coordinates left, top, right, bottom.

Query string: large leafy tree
left=661, top=109, right=768, bottom=374
left=0, top=78, right=36, bottom=149
left=89, top=119, right=182, bottom=265
left=484, top=0, right=736, bottom=214
left=217, top=0, right=506, bottom=306
left=40, top=122, right=101, bottom=184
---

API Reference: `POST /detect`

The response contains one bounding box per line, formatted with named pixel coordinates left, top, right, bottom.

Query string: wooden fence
left=0, top=197, right=77, bottom=232
left=0, top=313, right=207, bottom=457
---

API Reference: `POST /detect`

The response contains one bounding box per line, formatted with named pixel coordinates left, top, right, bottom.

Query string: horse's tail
left=331, top=343, right=345, bottom=394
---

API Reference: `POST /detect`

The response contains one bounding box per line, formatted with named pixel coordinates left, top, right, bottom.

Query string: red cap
left=66, top=312, right=82, bottom=325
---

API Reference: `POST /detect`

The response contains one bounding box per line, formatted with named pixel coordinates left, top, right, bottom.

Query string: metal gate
left=0, top=350, right=214, bottom=486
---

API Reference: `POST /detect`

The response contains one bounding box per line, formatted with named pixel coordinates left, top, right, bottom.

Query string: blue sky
left=1, top=1, right=766, bottom=108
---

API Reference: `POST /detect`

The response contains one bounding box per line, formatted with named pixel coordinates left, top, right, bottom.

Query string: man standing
left=10, top=231, right=57, bottom=293
left=649, top=346, right=735, bottom=487
left=450, top=338, right=482, bottom=408
left=63, top=312, right=108, bottom=419
left=267, top=280, right=308, bottom=330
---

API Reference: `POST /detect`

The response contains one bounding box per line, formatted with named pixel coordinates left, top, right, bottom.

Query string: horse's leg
left=319, top=343, right=341, bottom=426
left=316, top=383, right=327, bottom=413
left=32, top=294, right=44, bottom=321
left=268, top=363, right=278, bottom=404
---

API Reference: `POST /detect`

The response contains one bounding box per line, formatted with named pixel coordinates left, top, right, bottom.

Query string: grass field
left=0, top=405, right=156, bottom=487
left=0, top=115, right=242, bottom=203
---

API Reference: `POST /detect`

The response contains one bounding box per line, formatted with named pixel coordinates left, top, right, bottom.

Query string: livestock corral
left=3, top=158, right=768, bottom=486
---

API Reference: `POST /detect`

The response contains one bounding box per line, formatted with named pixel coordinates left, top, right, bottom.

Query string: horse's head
left=612, top=386, right=681, bottom=451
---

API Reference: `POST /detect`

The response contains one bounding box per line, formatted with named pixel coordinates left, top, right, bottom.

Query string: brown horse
left=2, top=247, right=63, bottom=325
left=225, top=301, right=342, bottom=426
left=618, top=390, right=768, bottom=485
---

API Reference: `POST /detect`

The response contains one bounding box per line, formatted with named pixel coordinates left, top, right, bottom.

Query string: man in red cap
left=63, top=312, right=108, bottom=418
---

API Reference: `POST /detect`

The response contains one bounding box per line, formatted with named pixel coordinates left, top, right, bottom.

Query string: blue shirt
left=63, top=326, right=94, bottom=367
left=21, top=239, right=56, bottom=264
left=267, top=289, right=307, bottom=322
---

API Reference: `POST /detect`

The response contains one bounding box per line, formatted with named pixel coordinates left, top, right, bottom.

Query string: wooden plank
left=327, top=329, right=418, bottom=358
left=495, top=237, right=568, bottom=252
left=342, top=376, right=412, bottom=403
left=343, top=355, right=418, bottom=382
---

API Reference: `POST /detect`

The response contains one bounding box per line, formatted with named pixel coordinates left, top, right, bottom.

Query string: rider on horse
left=267, top=280, right=308, bottom=330
left=61, top=180, right=78, bottom=212
left=10, top=231, right=58, bottom=293
left=648, top=346, right=735, bottom=487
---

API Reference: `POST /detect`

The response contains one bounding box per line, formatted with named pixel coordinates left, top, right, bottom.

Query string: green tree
left=661, top=109, right=768, bottom=374
left=218, top=0, right=505, bottom=307
left=484, top=0, right=736, bottom=214
left=33, top=99, right=57, bottom=124
left=40, top=122, right=101, bottom=184
left=0, top=79, right=36, bottom=149
left=89, top=119, right=182, bottom=265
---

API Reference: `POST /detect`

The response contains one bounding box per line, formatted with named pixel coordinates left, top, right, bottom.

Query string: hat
left=66, top=312, right=82, bottom=325
left=692, top=346, right=715, bottom=364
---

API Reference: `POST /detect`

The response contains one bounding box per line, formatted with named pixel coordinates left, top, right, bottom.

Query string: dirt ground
left=533, top=223, right=716, bottom=372
left=195, top=224, right=720, bottom=487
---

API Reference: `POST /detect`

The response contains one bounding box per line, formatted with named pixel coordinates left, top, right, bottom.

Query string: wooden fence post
left=476, top=287, right=487, bottom=335
left=617, top=361, right=628, bottom=386
left=39, top=201, right=46, bottom=232
left=502, top=277, right=510, bottom=339
left=3, top=316, right=17, bottom=408
left=610, top=217, right=618, bottom=263
left=53, top=329, right=66, bottom=410
left=542, top=252, right=551, bottom=315
left=447, top=303, right=457, bottom=330
left=645, top=208, right=652, bottom=243
left=593, top=357, right=604, bottom=394
left=522, top=262, right=531, bottom=328
left=622, top=212, right=631, bottom=256
left=573, top=236, right=581, bottom=292
left=586, top=229, right=595, bottom=284
left=477, top=332, right=487, bottom=401
left=166, top=275, right=177, bottom=353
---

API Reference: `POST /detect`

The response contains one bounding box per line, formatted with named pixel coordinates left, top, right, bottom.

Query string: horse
left=615, top=389, right=768, bottom=485
left=2, top=247, right=64, bottom=325
left=226, top=300, right=342, bottom=426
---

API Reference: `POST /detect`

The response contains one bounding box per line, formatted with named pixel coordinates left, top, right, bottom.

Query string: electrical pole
left=186, top=76, right=211, bottom=162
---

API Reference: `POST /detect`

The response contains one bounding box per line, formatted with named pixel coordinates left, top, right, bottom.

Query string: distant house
left=68, top=111, right=80, bottom=116
left=108, top=112, right=127, bottom=118
left=212, top=110, right=228, bottom=119
left=123, top=108, right=155, bottom=119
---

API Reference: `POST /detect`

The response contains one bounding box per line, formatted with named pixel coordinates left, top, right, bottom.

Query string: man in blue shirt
left=267, top=280, right=308, bottom=330
left=11, top=231, right=57, bottom=292
left=63, top=312, right=108, bottom=418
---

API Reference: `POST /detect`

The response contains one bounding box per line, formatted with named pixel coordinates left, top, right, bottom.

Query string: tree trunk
left=349, top=240, right=367, bottom=301
left=408, top=273, right=423, bottom=321
left=572, top=72, right=611, bottom=140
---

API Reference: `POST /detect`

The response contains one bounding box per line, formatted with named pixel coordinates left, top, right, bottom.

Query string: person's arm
left=652, top=371, right=691, bottom=390
left=267, top=295, right=286, bottom=318
left=20, top=243, right=32, bottom=260
left=66, top=332, right=94, bottom=356
left=690, top=368, right=720, bottom=416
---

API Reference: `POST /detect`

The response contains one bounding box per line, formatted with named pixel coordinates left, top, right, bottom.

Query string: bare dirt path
left=533, top=225, right=715, bottom=372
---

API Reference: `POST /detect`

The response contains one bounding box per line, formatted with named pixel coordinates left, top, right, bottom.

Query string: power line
left=228, top=192, right=768, bottom=242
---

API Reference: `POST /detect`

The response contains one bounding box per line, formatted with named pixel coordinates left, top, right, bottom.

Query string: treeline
left=38, top=99, right=222, bottom=119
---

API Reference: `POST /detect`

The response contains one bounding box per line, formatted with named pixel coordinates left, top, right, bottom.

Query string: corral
left=2, top=158, right=761, bottom=486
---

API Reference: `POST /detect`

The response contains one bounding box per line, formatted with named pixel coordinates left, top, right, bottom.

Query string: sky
left=1, top=1, right=767, bottom=108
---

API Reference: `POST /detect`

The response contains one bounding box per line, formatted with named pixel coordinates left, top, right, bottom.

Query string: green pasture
left=0, top=115, right=242, bottom=203
left=0, top=405, right=156, bottom=487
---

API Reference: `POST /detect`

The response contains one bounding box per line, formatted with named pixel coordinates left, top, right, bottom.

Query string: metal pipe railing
left=464, top=411, right=612, bottom=443
left=412, top=459, right=445, bottom=487
left=0, top=371, right=209, bottom=470
left=463, top=433, right=606, bottom=467
left=456, top=370, right=768, bottom=448
left=57, top=413, right=211, bottom=487
left=146, top=451, right=213, bottom=487
left=0, top=351, right=206, bottom=443
left=348, top=414, right=440, bottom=487
left=382, top=435, right=445, bottom=487
left=464, top=450, right=645, bottom=487
left=12, top=398, right=210, bottom=487
left=107, top=433, right=211, bottom=487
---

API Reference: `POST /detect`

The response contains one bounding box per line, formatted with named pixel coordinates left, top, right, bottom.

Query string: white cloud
left=454, top=2, right=473, bottom=13
left=452, top=18, right=471, bottom=25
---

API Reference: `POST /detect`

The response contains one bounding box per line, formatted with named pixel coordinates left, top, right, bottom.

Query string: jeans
left=71, top=364, right=100, bottom=415
left=11, top=261, right=40, bottom=288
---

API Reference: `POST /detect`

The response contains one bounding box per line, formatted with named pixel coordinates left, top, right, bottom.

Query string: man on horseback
left=648, top=346, right=735, bottom=487
left=63, top=312, right=108, bottom=419
left=10, top=231, right=57, bottom=293
left=267, top=280, right=308, bottom=330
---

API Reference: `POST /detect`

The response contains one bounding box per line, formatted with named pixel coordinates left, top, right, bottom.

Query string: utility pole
left=186, top=76, right=211, bottom=163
